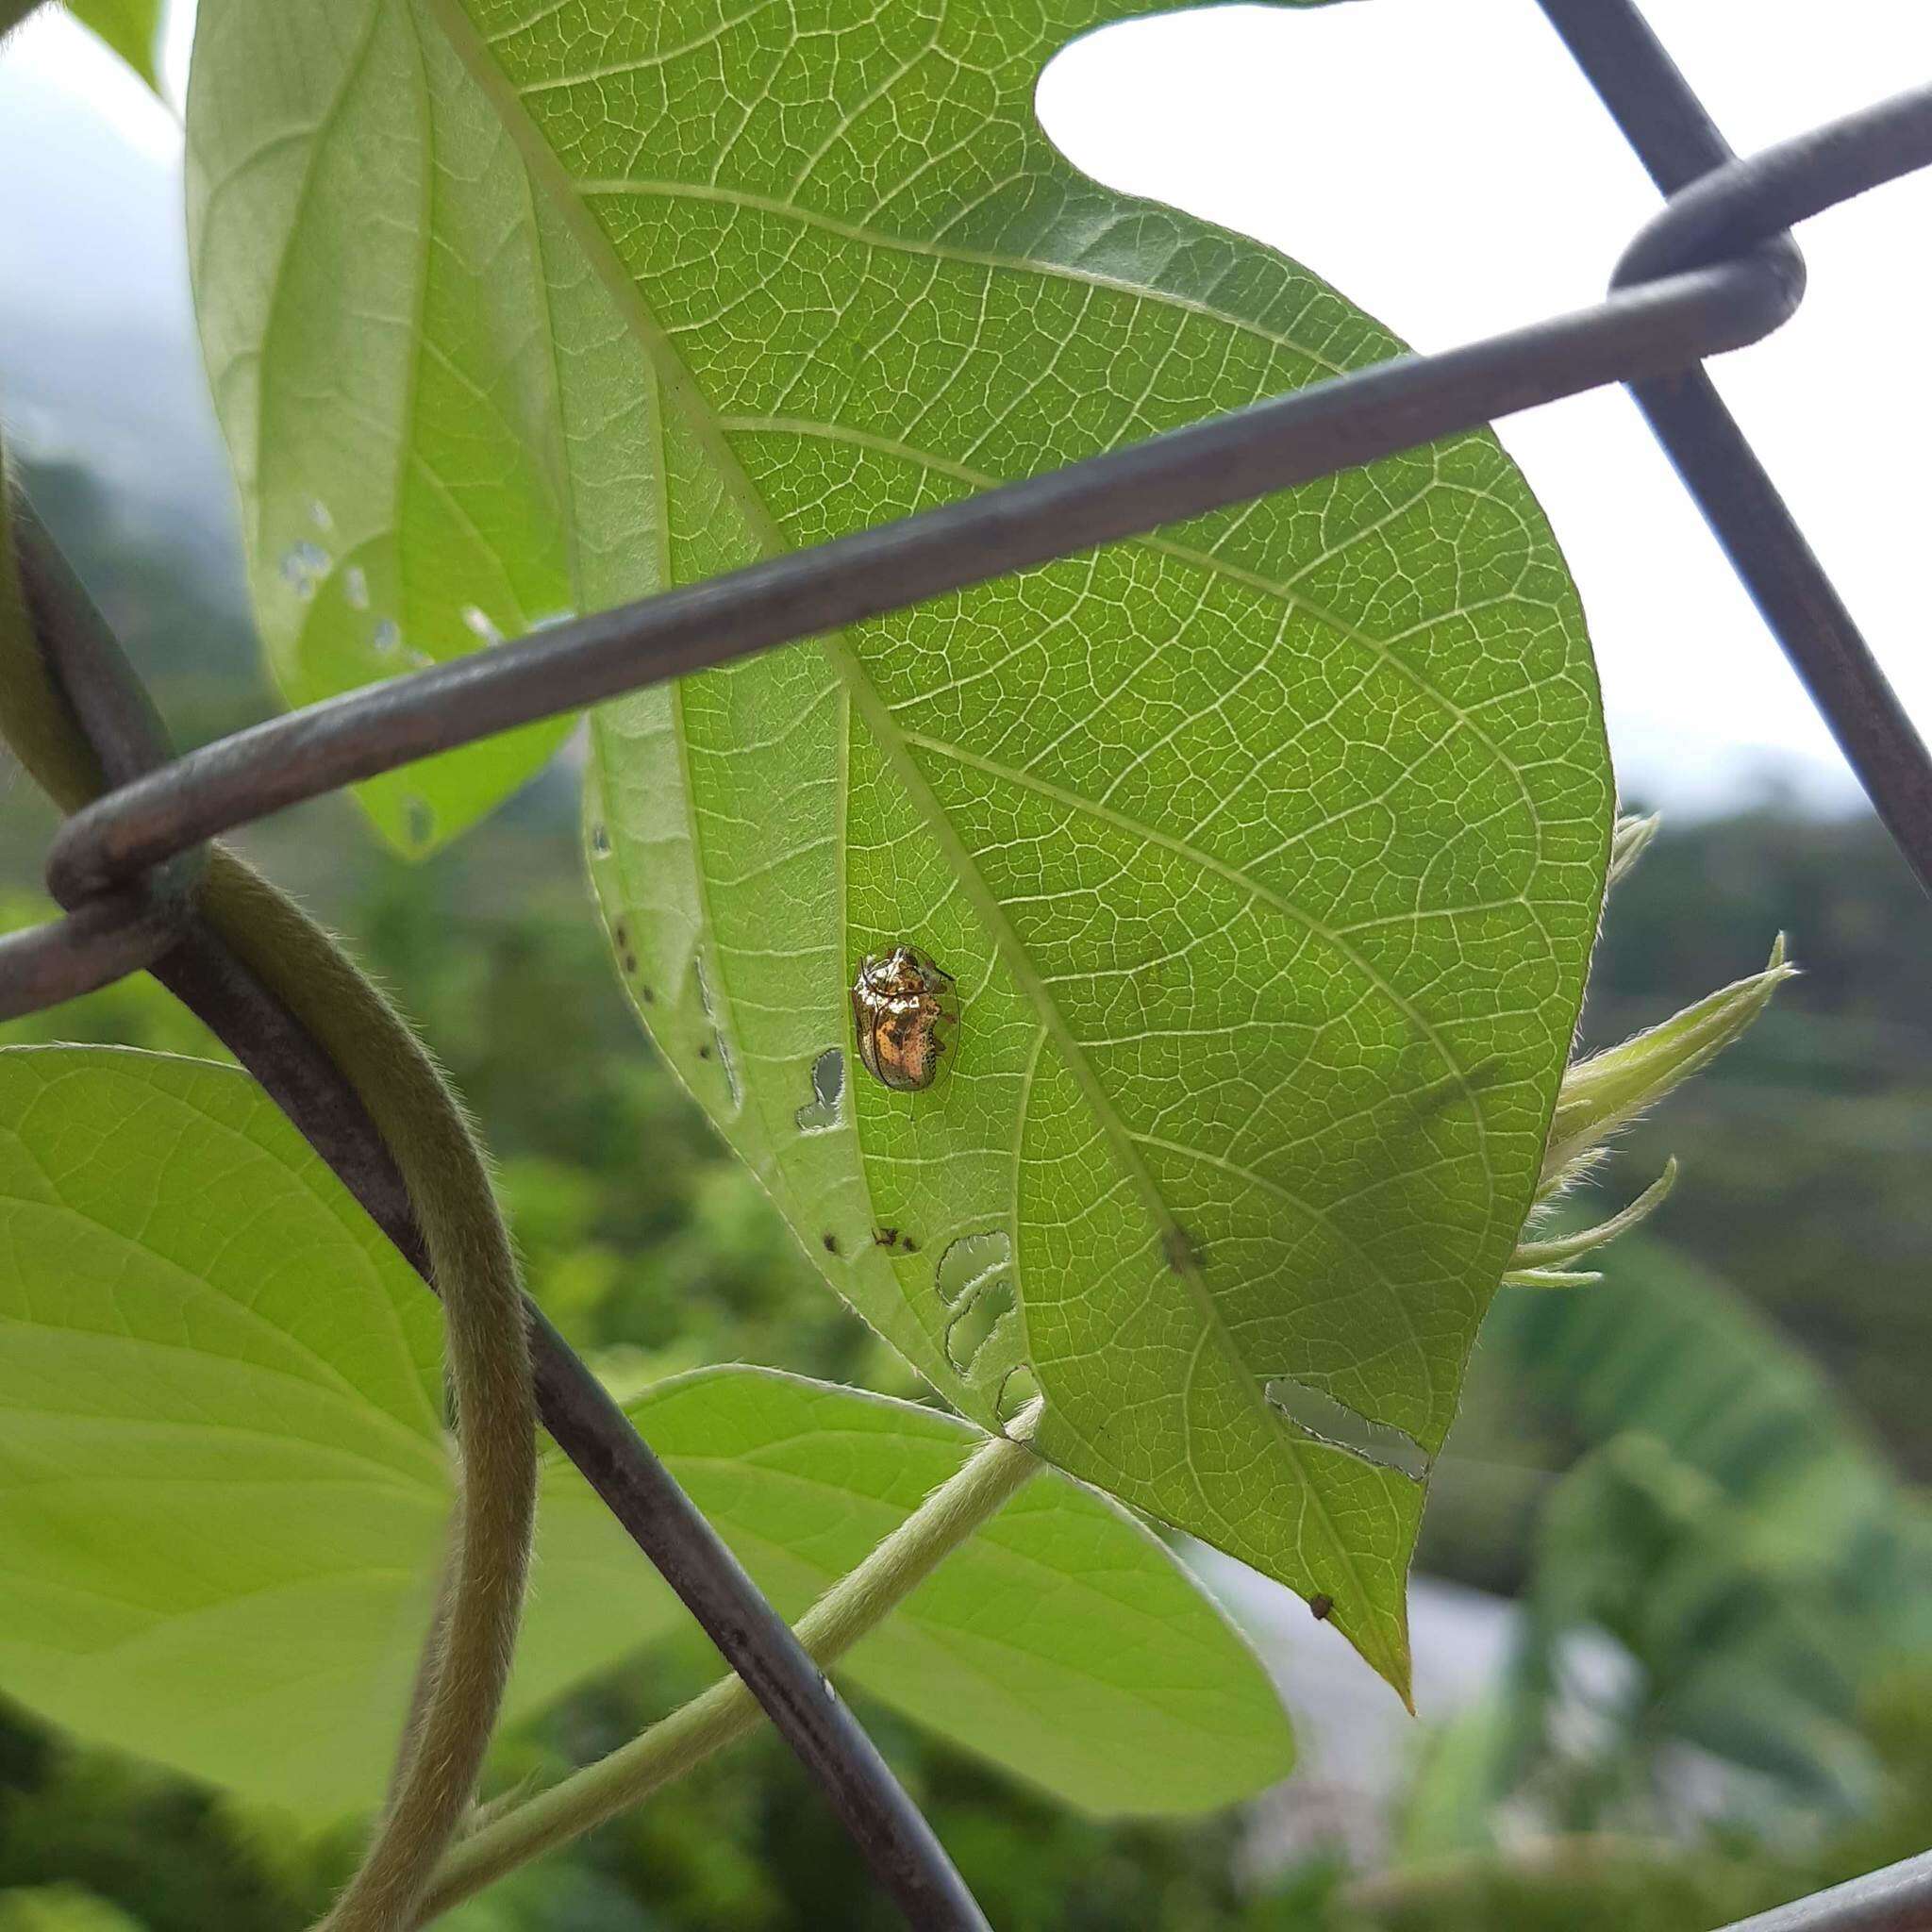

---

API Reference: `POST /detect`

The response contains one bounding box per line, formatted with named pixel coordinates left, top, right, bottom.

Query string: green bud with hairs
left=1504, top=812, right=1796, bottom=1289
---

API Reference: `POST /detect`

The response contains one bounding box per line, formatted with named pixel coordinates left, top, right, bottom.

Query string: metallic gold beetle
left=850, top=946, right=957, bottom=1092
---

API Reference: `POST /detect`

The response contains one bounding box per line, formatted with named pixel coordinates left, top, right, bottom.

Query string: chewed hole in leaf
left=935, top=1229, right=1019, bottom=1376
left=946, top=1274, right=1017, bottom=1375
left=1263, top=1377, right=1430, bottom=1482
left=794, top=1047, right=845, bottom=1134
left=712, top=1032, right=741, bottom=1108
left=995, top=1364, right=1041, bottom=1427
left=936, top=1229, right=1010, bottom=1308
left=690, top=956, right=742, bottom=1111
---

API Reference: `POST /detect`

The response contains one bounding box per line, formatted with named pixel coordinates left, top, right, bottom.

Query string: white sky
left=4, top=0, right=1930, bottom=816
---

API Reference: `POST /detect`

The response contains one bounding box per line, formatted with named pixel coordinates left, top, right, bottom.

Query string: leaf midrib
left=426, top=0, right=1396, bottom=1674
left=666, top=1489, right=1241, bottom=1679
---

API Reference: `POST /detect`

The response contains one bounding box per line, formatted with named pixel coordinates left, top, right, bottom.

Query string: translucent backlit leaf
left=188, top=0, right=1612, bottom=1691
left=0, top=1048, right=1287, bottom=1817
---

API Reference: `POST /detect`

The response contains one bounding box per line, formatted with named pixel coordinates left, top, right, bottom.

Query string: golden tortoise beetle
left=850, top=946, right=957, bottom=1092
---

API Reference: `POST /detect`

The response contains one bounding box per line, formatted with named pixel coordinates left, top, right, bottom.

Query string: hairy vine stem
left=414, top=1406, right=1046, bottom=1925
left=199, top=853, right=538, bottom=1932
left=0, top=458, right=539, bottom=1932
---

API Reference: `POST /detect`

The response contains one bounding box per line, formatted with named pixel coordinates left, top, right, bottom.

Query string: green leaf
left=186, top=0, right=1612, bottom=1690
left=0, top=1046, right=449, bottom=1820
left=0, top=1049, right=1289, bottom=1818
left=541, top=1364, right=1295, bottom=1818
left=185, top=2, right=585, bottom=856
left=64, top=0, right=164, bottom=93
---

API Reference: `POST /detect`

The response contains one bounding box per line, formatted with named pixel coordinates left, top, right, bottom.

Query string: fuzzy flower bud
left=1540, top=937, right=1794, bottom=1202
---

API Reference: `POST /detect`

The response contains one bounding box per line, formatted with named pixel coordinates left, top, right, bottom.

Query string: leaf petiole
left=415, top=1406, right=1046, bottom=1925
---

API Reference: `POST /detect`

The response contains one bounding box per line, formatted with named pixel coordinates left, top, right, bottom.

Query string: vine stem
left=0, top=462, right=539, bottom=1932
left=414, top=1407, right=1047, bottom=1925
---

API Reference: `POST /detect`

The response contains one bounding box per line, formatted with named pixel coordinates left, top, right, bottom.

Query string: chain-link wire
left=4, top=478, right=994, bottom=1929
left=5, top=0, right=1932, bottom=1924
left=1718, top=1851, right=1932, bottom=1932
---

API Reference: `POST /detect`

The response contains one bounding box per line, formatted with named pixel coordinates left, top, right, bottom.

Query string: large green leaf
left=0, top=1047, right=1290, bottom=1819
left=0, top=1047, right=448, bottom=1820
left=187, top=0, right=1612, bottom=1689
left=546, top=1365, right=1295, bottom=1817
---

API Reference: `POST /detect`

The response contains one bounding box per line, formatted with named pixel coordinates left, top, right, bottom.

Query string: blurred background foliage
left=6, top=433, right=1932, bottom=1929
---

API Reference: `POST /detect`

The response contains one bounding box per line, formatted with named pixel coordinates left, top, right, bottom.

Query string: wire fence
left=3, top=0, right=1931, bottom=1926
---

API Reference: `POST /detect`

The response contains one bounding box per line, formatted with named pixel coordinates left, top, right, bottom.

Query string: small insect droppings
left=621, top=953, right=639, bottom=975
left=874, top=1226, right=900, bottom=1250
left=900, top=1235, right=919, bottom=1255
left=822, top=1233, right=840, bottom=1256
left=1309, top=1594, right=1334, bottom=1623
left=697, top=1043, right=712, bottom=1060
left=850, top=945, right=957, bottom=1091
left=640, top=986, right=655, bottom=1005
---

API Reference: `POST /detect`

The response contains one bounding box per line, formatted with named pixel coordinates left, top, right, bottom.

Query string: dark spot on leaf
left=874, top=1226, right=899, bottom=1249
left=612, top=920, right=629, bottom=949
left=1161, top=1224, right=1200, bottom=1274
left=621, top=953, right=639, bottom=975
left=589, top=822, right=610, bottom=856
left=640, top=986, right=655, bottom=1004
left=697, top=1044, right=712, bottom=1060
left=822, top=1233, right=840, bottom=1256
left=1309, top=1593, right=1334, bottom=1623
left=899, top=1235, right=918, bottom=1254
